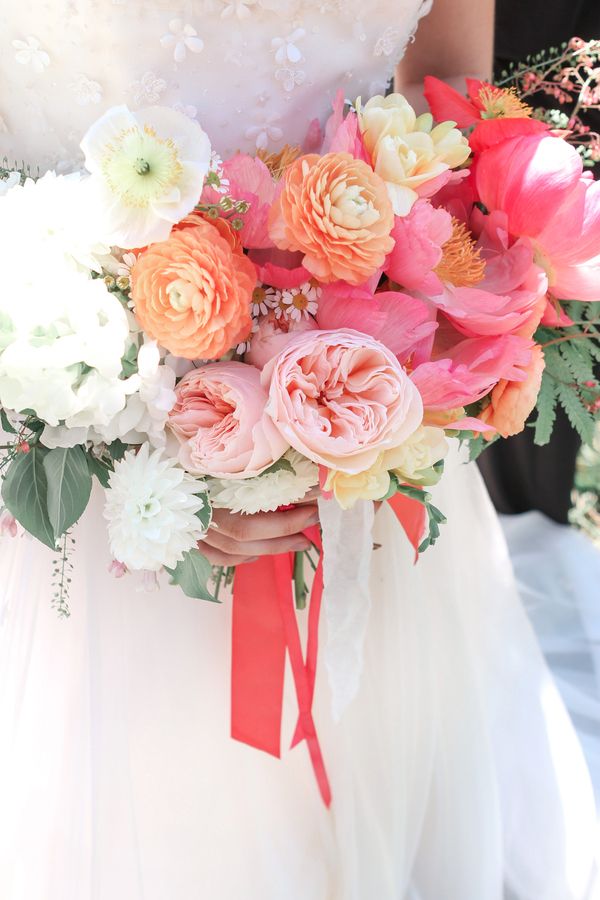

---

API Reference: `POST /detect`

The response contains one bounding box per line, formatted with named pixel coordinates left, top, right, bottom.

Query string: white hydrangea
left=0, top=170, right=111, bottom=273
left=208, top=450, right=318, bottom=515
left=104, top=443, right=208, bottom=571
left=0, top=264, right=133, bottom=428
left=42, top=341, right=177, bottom=449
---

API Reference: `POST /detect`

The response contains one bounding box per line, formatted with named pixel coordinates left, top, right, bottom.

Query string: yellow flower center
left=101, top=124, right=183, bottom=208
left=252, top=287, right=267, bottom=304
left=292, top=292, right=310, bottom=311
left=435, top=218, right=486, bottom=287
left=257, top=144, right=301, bottom=179
left=478, top=86, right=533, bottom=120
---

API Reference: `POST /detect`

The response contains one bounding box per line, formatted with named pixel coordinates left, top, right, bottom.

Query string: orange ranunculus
left=479, top=344, right=545, bottom=439
left=131, top=220, right=255, bottom=360
left=174, top=212, right=243, bottom=253
left=268, top=152, right=394, bottom=286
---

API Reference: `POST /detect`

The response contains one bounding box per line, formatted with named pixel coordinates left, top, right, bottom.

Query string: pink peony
left=262, top=329, right=423, bottom=474
left=411, top=334, right=534, bottom=409
left=315, top=283, right=437, bottom=364
left=386, top=200, right=453, bottom=293
left=476, top=134, right=600, bottom=301
left=168, top=361, right=288, bottom=478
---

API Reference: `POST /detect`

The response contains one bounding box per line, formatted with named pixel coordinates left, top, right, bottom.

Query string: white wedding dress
left=0, top=2, right=598, bottom=899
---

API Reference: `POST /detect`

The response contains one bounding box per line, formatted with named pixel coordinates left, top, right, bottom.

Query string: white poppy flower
left=81, top=105, right=212, bottom=248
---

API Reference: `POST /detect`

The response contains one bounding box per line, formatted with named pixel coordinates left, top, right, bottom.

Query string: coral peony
left=263, top=329, right=423, bottom=473
left=268, top=152, right=394, bottom=285
left=357, top=93, right=470, bottom=216
left=476, top=134, right=600, bottom=302
left=131, top=219, right=255, bottom=360
left=423, top=77, right=548, bottom=153
left=479, top=344, right=545, bottom=438
left=168, top=361, right=288, bottom=478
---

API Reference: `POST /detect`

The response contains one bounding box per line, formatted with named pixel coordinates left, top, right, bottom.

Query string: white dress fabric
left=0, top=2, right=599, bottom=898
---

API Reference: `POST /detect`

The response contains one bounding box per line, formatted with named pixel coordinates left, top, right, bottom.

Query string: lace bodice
left=1, top=0, right=432, bottom=171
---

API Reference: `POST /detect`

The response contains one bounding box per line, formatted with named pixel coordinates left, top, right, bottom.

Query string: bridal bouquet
left=1, top=79, right=599, bottom=613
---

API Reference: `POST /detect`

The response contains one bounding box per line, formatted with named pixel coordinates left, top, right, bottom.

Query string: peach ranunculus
left=262, top=329, right=423, bottom=474
left=168, top=361, right=289, bottom=478
left=479, top=344, right=545, bottom=438
left=130, top=220, right=255, bottom=360
left=357, top=93, right=471, bottom=217
left=268, top=152, right=394, bottom=286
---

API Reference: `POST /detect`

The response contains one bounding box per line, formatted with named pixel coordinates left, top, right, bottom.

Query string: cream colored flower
left=357, top=93, right=470, bottom=216
left=324, top=457, right=391, bottom=510
left=383, top=426, right=448, bottom=485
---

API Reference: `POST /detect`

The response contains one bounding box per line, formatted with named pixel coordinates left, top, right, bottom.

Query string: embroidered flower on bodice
left=374, top=26, right=402, bottom=56
left=12, top=36, right=50, bottom=73
left=160, top=19, right=205, bottom=62
left=69, top=74, right=103, bottom=106
left=220, top=0, right=258, bottom=18
left=271, top=28, right=306, bottom=65
left=275, top=67, right=306, bottom=93
left=129, top=72, right=168, bottom=106
left=245, top=110, right=284, bottom=149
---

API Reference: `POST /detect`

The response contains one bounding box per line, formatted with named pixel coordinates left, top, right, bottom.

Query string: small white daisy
left=277, top=283, right=320, bottom=322
left=251, top=285, right=278, bottom=318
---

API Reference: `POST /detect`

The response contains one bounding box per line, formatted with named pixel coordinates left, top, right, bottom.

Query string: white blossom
left=160, top=19, right=204, bottom=62
left=208, top=450, right=318, bottom=515
left=104, top=444, right=208, bottom=571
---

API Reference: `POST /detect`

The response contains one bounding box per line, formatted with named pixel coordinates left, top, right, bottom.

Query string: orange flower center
left=257, top=144, right=301, bottom=179
left=252, top=287, right=267, bottom=304
left=435, top=218, right=486, bottom=288
left=292, top=291, right=310, bottom=311
left=478, top=85, right=532, bottom=120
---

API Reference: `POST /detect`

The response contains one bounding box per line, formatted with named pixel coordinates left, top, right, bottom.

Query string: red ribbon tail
left=274, top=552, right=332, bottom=808
left=231, top=556, right=288, bottom=757
left=387, top=491, right=426, bottom=563
left=290, top=525, right=323, bottom=750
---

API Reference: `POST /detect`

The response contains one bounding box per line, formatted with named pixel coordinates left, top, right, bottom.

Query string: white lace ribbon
left=317, top=497, right=375, bottom=722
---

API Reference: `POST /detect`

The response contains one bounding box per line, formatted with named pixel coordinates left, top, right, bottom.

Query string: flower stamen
left=478, top=85, right=533, bottom=120
left=435, top=218, right=486, bottom=287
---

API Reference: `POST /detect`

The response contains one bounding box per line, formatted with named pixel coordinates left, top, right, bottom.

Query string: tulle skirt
left=0, top=448, right=598, bottom=900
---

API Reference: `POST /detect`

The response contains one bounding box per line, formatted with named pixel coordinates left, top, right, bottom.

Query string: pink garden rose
left=246, top=312, right=318, bottom=369
left=262, top=329, right=423, bottom=474
left=168, top=361, right=288, bottom=478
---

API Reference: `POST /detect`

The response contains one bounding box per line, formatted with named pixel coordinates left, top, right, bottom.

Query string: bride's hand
left=198, top=504, right=319, bottom=567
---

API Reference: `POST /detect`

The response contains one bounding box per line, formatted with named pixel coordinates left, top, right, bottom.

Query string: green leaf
left=43, top=446, right=92, bottom=540
left=533, top=371, right=558, bottom=446
left=1, top=446, right=55, bottom=549
left=0, top=408, right=16, bottom=435
left=120, top=342, right=139, bottom=378
left=194, top=491, right=212, bottom=532
left=86, top=453, right=113, bottom=488
left=559, top=340, right=595, bottom=385
left=166, top=549, right=218, bottom=602
left=556, top=381, right=596, bottom=445
left=259, top=456, right=295, bottom=476
left=107, top=439, right=127, bottom=462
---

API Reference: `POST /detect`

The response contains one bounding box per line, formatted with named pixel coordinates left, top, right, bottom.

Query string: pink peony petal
left=423, top=76, right=480, bottom=128
left=476, top=134, right=583, bottom=239
left=469, top=117, right=548, bottom=153
left=385, top=201, right=452, bottom=293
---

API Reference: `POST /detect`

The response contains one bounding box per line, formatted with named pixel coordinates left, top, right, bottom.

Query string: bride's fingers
left=210, top=505, right=319, bottom=542
left=202, top=526, right=311, bottom=558
left=197, top=543, right=256, bottom=568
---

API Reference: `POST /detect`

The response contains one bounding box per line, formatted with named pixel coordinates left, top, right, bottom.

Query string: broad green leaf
left=108, top=439, right=127, bottom=461
left=1, top=446, right=55, bottom=549
left=166, top=549, right=218, bottom=602
left=0, top=408, right=16, bottom=435
left=43, top=446, right=92, bottom=540
left=86, top=453, right=113, bottom=489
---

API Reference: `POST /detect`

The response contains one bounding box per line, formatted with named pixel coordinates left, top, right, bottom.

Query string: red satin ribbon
left=231, top=525, right=331, bottom=807
left=230, top=496, right=424, bottom=808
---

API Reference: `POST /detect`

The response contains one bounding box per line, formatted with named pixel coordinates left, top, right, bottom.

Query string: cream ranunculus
left=323, top=458, right=391, bottom=510
left=357, top=93, right=471, bottom=216
left=383, top=426, right=449, bottom=485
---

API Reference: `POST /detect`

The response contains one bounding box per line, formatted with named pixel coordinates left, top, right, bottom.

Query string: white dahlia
left=81, top=104, right=211, bottom=248
left=104, top=444, right=208, bottom=571
left=208, top=450, right=318, bottom=515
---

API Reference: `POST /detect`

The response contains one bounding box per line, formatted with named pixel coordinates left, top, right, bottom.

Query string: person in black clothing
left=477, top=0, right=599, bottom=524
